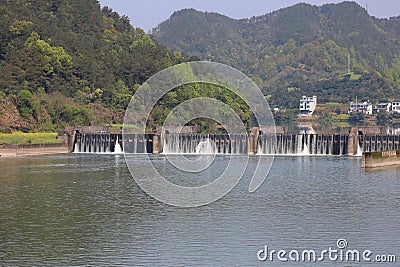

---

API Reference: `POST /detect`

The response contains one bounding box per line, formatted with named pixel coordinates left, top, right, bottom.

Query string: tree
left=348, top=112, right=365, bottom=125
left=376, top=113, right=391, bottom=125
left=17, top=90, right=34, bottom=118
left=9, top=20, right=33, bottom=35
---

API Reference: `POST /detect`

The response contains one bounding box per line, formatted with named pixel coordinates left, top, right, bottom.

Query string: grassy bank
left=0, top=132, right=62, bottom=145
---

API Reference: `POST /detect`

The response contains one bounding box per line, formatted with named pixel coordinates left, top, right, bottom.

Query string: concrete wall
left=59, top=126, right=111, bottom=153
left=248, top=127, right=259, bottom=155
left=259, top=126, right=286, bottom=134
left=0, top=143, right=68, bottom=157
left=357, top=126, right=382, bottom=135
left=347, top=127, right=359, bottom=156
left=152, top=135, right=162, bottom=154
left=362, top=150, right=400, bottom=168
left=157, top=126, right=196, bottom=134
left=64, top=126, right=110, bottom=135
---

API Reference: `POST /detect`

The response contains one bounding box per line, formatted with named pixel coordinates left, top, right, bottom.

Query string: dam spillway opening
left=71, top=131, right=400, bottom=156
left=73, top=133, right=154, bottom=154
left=162, top=134, right=249, bottom=155
left=257, top=134, right=348, bottom=156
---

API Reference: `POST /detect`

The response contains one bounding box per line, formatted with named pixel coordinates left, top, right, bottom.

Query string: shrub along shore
left=0, top=132, right=62, bottom=145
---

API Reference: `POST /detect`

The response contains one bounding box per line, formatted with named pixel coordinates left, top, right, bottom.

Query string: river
left=0, top=154, right=399, bottom=266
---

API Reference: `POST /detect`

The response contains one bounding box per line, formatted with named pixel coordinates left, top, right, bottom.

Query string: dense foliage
left=0, top=0, right=186, bottom=130
left=148, top=83, right=253, bottom=131
left=3, top=1, right=400, bottom=131
left=153, top=2, right=400, bottom=108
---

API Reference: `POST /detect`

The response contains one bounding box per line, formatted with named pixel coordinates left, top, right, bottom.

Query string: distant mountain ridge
left=152, top=2, right=400, bottom=108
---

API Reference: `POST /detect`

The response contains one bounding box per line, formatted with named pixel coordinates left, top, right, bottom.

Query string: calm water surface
left=0, top=154, right=399, bottom=266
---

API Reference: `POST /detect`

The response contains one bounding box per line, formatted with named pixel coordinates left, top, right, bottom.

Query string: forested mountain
left=3, top=1, right=400, bottom=131
left=0, top=0, right=185, bottom=130
left=152, top=2, right=400, bottom=108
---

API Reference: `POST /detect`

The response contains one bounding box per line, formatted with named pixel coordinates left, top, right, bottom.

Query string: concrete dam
left=63, top=126, right=400, bottom=156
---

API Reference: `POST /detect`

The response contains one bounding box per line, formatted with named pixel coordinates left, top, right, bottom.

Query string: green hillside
left=152, top=2, right=400, bottom=108
left=0, top=0, right=185, bottom=131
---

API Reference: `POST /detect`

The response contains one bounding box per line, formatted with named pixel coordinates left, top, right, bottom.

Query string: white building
left=392, top=100, right=400, bottom=113
left=299, top=96, right=317, bottom=115
left=374, top=103, right=391, bottom=113
left=349, top=101, right=373, bottom=115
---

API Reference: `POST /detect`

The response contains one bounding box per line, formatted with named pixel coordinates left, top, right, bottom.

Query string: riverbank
left=0, top=143, right=68, bottom=158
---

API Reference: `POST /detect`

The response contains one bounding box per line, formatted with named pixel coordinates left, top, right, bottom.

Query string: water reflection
left=0, top=155, right=399, bottom=266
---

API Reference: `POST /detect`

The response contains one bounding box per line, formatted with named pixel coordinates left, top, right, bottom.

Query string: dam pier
left=58, top=126, right=400, bottom=156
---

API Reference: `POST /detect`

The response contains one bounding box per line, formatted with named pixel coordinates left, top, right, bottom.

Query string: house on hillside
left=299, top=96, right=317, bottom=116
left=374, top=102, right=391, bottom=113
left=391, top=100, right=400, bottom=113
left=349, top=101, right=372, bottom=115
